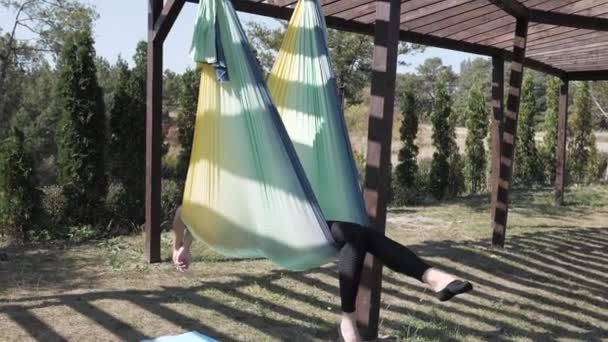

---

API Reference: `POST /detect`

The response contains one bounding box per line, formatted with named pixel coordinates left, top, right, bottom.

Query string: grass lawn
left=1, top=186, right=607, bottom=341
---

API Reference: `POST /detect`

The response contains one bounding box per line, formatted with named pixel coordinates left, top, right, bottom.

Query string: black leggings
left=329, top=221, right=431, bottom=313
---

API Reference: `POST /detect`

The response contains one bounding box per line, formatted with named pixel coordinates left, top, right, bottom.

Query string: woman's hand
left=172, top=246, right=192, bottom=272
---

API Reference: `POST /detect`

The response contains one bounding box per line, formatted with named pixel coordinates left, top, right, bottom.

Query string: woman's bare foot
left=339, top=312, right=362, bottom=342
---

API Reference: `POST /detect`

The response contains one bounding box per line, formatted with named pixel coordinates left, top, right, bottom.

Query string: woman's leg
left=331, top=221, right=472, bottom=308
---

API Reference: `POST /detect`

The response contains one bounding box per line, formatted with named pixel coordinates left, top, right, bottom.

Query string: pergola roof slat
left=182, top=0, right=608, bottom=77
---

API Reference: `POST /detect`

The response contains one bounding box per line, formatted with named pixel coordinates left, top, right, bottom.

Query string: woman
left=172, top=207, right=472, bottom=342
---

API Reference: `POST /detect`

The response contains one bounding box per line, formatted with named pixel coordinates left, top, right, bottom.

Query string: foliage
left=40, top=185, right=67, bottom=237
left=107, top=44, right=147, bottom=225
left=55, top=30, right=107, bottom=225
left=569, top=82, right=600, bottom=184
left=415, top=58, right=458, bottom=121
left=0, top=0, right=97, bottom=119
left=394, top=87, right=419, bottom=205
left=429, top=71, right=461, bottom=200
left=163, top=69, right=181, bottom=116
left=8, top=61, right=59, bottom=184
left=176, top=68, right=199, bottom=182
left=161, top=179, right=182, bottom=230
left=542, top=77, right=560, bottom=184
left=0, top=128, right=41, bottom=241
left=464, top=85, right=489, bottom=193
left=453, top=58, right=491, bottom=125
left=514, top=74, right=543, bottom=187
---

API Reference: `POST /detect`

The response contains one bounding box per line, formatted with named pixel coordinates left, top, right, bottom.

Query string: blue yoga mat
left=143, top=331, right=219, bottom=342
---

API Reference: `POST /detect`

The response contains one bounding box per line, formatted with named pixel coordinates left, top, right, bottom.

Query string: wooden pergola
left=145, top=0, right=608, bottom=339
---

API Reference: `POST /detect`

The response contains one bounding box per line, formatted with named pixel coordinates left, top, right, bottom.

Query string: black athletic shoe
left=435, top=280, right=473, bottom=301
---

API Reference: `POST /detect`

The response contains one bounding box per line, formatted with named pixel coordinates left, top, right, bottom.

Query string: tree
left=514, top=74, right=542, bottom=187
left=453, top=58, right=491, bottom=125
left=0, top=0, right=97, bottom=118
left=569, top=82, right=600, bottom=183
left=55, top=30, right=107, bottom=225
left=464, top=84, right=489, bottom=193
left=176, top=68, right=200, bottom=183
left=394, top=87, right=418, bottom=204
left=163, top=69, right=181, bottom=116
left=8, top=61, right=58, bottom=185
left=415, top=57, right=458, bottom=121
left=0, top=128, right=40, bottom=241
left=542, top=77, right=560, bottom=184
left=429, top=72, right=453, bottom=200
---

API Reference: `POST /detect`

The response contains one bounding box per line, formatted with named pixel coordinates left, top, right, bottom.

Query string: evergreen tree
left=55, top=30, right=107, bottom=225
left=0, top=128, right=41, bottom=241
left=394, top=87, right=418, bottom=204
left=514, top=74, right=542, bottom=186
left=108, top=58, right=132, bottom=181
left=464, top=84, right=489, bottom=193
left=429, top=72, right=452, bottom=200
left=542, top=77, right=560, bottom=184
left=176, top=68, right=200, bottom=183
left=569, top=82, right=599, bottom=183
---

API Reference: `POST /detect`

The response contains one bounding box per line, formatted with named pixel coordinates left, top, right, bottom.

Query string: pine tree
left=429, top=72, right=452, bottom=200
left=394, top=87, right=418, bottom=204
left=176, top=68, right=200, bottom=183
left=569, top=82, right=599, bottom=183
left=55, top=30, right=107, bottom=225
left=542, top=77, right=560, bottom=184
left=0, top=128, right=41, bottom=241
left=464, top=84, right=489, bottom=193
left=514, top=74, right=542, bottom=187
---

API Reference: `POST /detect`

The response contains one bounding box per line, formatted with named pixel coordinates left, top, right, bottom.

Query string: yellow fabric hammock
left=181, top=0, right=367, bottom=270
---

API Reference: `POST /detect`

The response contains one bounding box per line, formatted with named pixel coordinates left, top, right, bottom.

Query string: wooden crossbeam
left=356, top=0, right=401, bottom=339
left=555, top=78, right=569, bottom=206
left=568, top=70, right=608, bottom=80
left=490, top=18, right=529, bottom=248
left=153, top=0, right=186, bottom=43
left=488, top=0, right=608, bottom=32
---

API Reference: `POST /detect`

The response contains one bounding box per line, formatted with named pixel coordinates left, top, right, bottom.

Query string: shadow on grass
left=1, top=227, right=607, bottom=341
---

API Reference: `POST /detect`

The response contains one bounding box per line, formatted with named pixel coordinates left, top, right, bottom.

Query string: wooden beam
left=568, top=70, right=608, bottom=81
left=153, top=0, right=186, bottom=43
left=182, top=0, right=565, bottom=78
left=489, top=56, right=504, bottom=222
left=146, top=0, right=163, bottom=263
left=490, top=18, right=528, bottom=248
left=555, top=78, right=569, bottom=205
left=488, top=0, right=608, bottom=32
left=356, top=0, right=401, bottom=339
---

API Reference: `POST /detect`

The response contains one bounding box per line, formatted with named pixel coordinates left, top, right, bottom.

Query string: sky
left=1, top=0, right=485, bottom=74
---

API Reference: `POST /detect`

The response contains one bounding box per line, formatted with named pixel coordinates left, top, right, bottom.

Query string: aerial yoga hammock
left=181, top=0, right=367, bottom=271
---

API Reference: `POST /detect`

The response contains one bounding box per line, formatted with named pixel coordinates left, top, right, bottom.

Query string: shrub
left=514, top=74, right=543, bottom=187
left=40, top=185, right=68, bottom=238
left=394, top=88, right=419, bottom=205
left=0, top=129, right=42, bottom=242
left=55, top=30, right=107, bottom=225
left=464, top=84, right=489, bottom=193
left=161, top=179, right=182, bottom=230
left=568, top=82, right=599, bottom=184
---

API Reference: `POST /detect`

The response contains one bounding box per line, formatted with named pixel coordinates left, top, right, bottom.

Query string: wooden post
left=356, top=0, right=401, bottom=339
left=489, top=56, right=504, bottom=219
left=145, top=0, right=163, bottom=263
left=555, top=78, right=569, bottom=205
left=491, top=18, right=528, bottom=247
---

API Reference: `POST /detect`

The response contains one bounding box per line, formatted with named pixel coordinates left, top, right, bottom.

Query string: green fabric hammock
left=182, top=0, right=367, bottom=270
